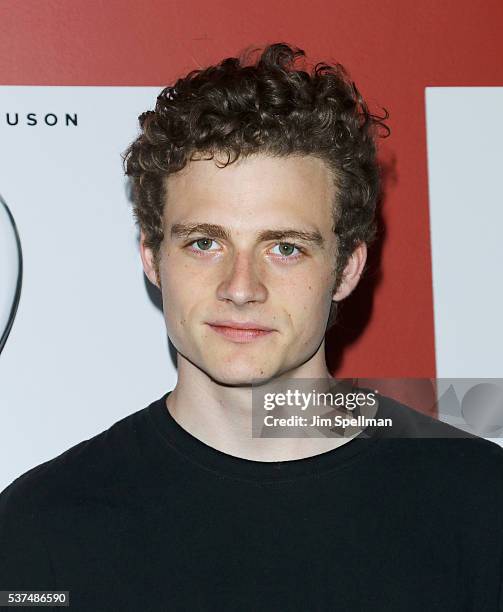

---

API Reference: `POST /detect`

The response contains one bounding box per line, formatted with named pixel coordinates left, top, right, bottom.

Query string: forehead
left=163, top=153, right=337, bottom=227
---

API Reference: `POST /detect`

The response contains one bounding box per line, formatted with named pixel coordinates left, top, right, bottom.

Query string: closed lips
left=207, top=321, right=275, bottom=331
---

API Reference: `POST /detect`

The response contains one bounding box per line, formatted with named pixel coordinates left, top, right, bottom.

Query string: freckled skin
left=140, top=154, right=366, bottom=386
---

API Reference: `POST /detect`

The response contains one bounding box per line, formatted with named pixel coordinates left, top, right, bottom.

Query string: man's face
left=142, top=153, right=362, bottom=386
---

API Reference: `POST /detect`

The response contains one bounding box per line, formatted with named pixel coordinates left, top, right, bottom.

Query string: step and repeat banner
left=1, top=83, right=502, bottom=488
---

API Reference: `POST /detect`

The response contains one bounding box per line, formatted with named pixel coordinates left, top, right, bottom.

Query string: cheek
left=159, top=266, right=195, bottom=331
left=279, top=282, right=332, bottom=340
left=287, top=277, right=331, bottom=312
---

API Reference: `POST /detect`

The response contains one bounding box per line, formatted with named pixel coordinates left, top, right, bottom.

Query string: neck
left=165, top=342, right=356, bottom=462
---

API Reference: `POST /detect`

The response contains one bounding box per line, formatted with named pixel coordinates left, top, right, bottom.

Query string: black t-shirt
left=1, top=391, right=503, bottom=611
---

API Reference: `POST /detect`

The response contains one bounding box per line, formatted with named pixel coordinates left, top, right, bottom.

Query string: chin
left=203, top=363, right=277, bottom=388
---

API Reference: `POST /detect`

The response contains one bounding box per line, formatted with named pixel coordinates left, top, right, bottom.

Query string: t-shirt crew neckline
left=147, top=390, right=385, bottom=483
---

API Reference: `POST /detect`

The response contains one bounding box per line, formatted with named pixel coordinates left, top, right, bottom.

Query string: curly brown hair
left=123, top=42, right=389, bottom=329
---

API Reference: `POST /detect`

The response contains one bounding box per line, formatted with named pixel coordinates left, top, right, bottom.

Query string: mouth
left=205, top=321, right=276, bottom=344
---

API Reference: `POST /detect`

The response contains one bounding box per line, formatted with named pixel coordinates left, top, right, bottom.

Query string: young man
left=1, top=43, right=502, bottom=611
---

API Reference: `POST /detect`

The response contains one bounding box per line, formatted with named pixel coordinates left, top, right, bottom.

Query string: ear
left=139, top=230, right=161, bottom=288
left=332, top=242, right=367, bottom=302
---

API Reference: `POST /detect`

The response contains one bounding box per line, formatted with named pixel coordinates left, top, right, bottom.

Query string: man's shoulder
left=374, top=391, right=503, bottom=481
left=0, top=399, right=158, bottom=517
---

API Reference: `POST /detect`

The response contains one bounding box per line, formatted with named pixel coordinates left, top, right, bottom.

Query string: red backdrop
left=1, top=0, right=502, bottom=392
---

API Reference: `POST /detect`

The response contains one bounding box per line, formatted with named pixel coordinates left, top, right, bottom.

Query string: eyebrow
left=170, top=223, right=325, bottom=248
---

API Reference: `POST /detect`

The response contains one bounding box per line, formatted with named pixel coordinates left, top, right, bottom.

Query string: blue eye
left=189, top=238, right=219, bottom=252
left=270, top=243, right=302, bottom=257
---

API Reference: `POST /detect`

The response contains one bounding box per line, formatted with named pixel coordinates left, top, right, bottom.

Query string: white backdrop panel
left=426, top=87, right=503, bottom=378
left=0, top=87, right=177, bottom=490
left=426, top=87, right=503, bottom=448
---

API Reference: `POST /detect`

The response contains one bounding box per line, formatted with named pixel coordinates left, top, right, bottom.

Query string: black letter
left=66, top=113, right=77, bottom=127
left=6, top=113, right=18, bottom=126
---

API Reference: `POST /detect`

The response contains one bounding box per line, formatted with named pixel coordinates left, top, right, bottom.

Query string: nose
left=216, top=252, right=268, bottom=306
